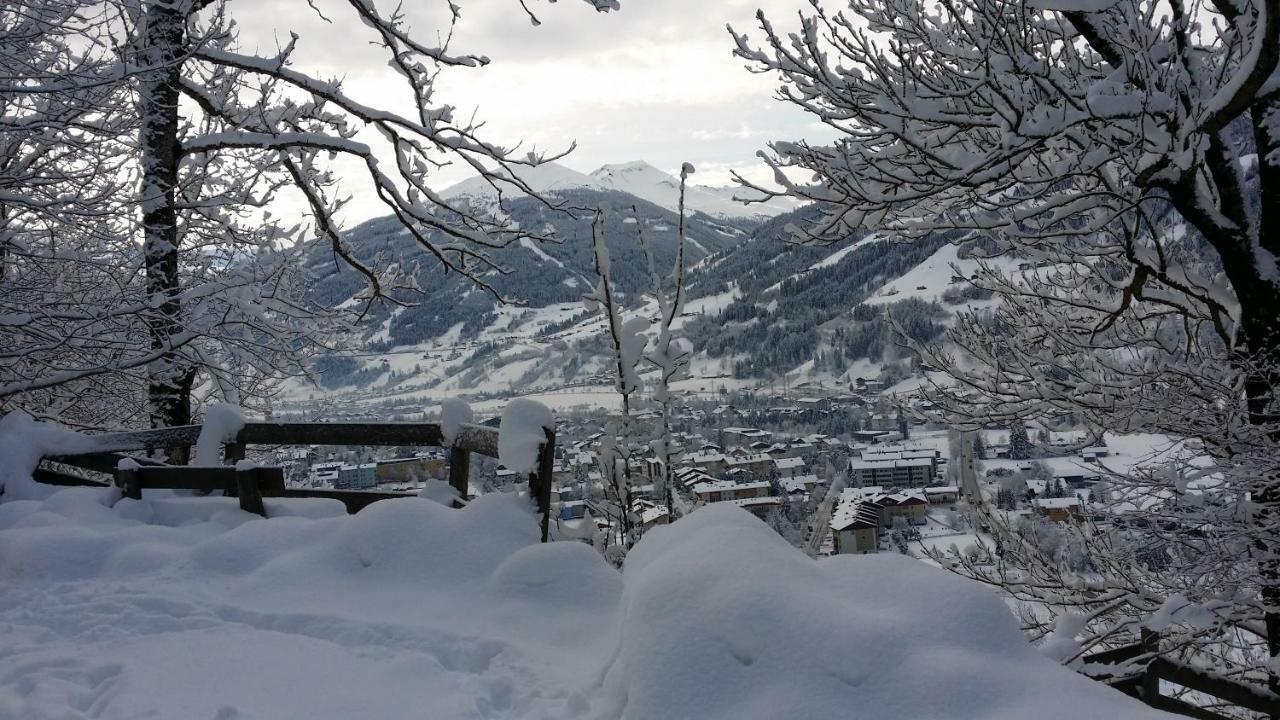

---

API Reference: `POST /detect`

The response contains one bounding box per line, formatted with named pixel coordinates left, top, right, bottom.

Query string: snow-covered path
left=0, top=492, right=616, bottom=720
left=0, top=487, right=1172, bottom=719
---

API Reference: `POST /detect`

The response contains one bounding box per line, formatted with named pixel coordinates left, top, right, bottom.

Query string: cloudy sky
left=232, top=0, right=832, bottom=221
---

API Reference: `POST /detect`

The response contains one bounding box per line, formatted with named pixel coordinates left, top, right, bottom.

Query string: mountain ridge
left=287, top=177, right=1014, bottom=414
left=441, top=160, right=799, bottom=221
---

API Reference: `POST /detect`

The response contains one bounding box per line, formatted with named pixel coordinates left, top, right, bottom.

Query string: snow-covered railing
left=115, top=464, right=285, bottom=518
left=1082, top=631, right=1280, bottom=719
left=39, top=420, right=556, bottom=541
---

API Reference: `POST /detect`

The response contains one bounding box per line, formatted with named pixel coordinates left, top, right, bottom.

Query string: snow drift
left=0, top=488, right=1168, bottom=719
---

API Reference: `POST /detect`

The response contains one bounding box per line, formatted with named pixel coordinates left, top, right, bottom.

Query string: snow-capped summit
left=591, top=160, right=798, bottom=221
left=441, top=161, right=602, bottom=203
left=441, top=159, right=798, bottom=221
left=591, top=160, right=678, bottom=189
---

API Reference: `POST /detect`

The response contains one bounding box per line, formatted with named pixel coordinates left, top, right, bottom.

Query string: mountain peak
left=441, top=159, right=796, bottom=221
left=590, top=160, right=669, bottom=178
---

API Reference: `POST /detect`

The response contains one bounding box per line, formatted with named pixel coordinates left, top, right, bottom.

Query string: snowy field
left=864, top=242, right=1021, bottom=307
left=0, top=488, right=1172, bottom=719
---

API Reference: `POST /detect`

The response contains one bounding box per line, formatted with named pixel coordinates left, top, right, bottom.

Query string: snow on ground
left=899, top=429, right=951, bottom=456
left=884, top=370, right=956, bottom=396
left=808, top=234, right=886, bottom=270
left=591, top=161, right=797, bottom=221
left=471, top=389, right=622, bottom=414
left=679, top=284, right=740, bottom=321
left=918, top=529, right=982, bottom=558
left=519, top=237, right=568, bottom=270
left=0, top=489, right=1170, bottom=720
left=980, top=433, right=1203, bottom=483
left=865, top=242, right=1021, bottom=306
left=1095, top=432, right=1205, bottom=476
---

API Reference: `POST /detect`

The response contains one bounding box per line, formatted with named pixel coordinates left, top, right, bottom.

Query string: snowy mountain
left=589, top=161, right=799, bottom=220
left=286, top=184, right=758, bottom=412
left=442, top=160, right=797, bottom=221
left=441, top=161, right=602, bottom=202
left=284, top=188, right=1014, bottom=417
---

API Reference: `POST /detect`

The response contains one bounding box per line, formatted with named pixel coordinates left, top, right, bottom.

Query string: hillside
left=290, top=174, right=1030, bottom=414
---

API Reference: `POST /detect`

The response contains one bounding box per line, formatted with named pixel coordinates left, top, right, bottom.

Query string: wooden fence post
left=117, top=466, right=141, bottom=500
left=449, top=446, right=470, bottom=509
left=236, top=467, right=266, bottom=517
left=1140, top=629, right=1161, bottom=706
left=531, top=428, right=555, bottom=543
left=221, top=438, right=245, bottom=497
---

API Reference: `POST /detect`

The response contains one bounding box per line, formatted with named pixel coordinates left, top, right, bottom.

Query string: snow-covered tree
left=584, top=212, right=646, bottom=549
left=1, top=1, right=618, bottom=435
left=733, top=0, right=1280, bottom=696
left=132, top=0, right=622, bottom=430
left=0, top=2, right=145, bottom=428
left=1009, top=420, right=1033, bottom=460
left=636, top=164, right=694, bottom=516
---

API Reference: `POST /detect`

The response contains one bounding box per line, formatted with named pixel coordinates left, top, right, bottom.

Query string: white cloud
left=229, top=0, right=830, bottom=222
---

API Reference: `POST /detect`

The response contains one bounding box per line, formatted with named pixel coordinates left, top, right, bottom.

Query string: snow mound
left=0, top=410, right=96, bottom=501
left=498, top=398, right=554, bottom=473
left=193, top=402, right=246, bottom=466
left=600, top=505, right=1167, bottom=720
left=0, top=488, right=1169, bottom=719
left=440, top=397, right=474, bottom=447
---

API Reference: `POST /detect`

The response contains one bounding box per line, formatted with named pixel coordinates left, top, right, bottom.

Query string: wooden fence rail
left=37, top=419, right=556, bottom=541
left=1082, top=633, right=1280, bottom=720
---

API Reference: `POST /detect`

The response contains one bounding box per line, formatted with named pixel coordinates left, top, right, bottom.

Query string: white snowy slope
left=590, top=161, right=798, bottom=221
left=865, top=242, right=1022, bottom=307
left=441, top=160, right=796, bottom=221
left=442, top=161, right=603, bottom=203
left=0, top=483, right=1170, bottom=717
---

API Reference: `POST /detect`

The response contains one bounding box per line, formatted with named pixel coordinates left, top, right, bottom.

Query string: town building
left=863, top=491, right=928, bottom=527
left=685, top=451, right=727, bottom=474
left=720, top=427, right=774, bottom=448
left=725, top=496, right=783, bottom=519
left=779, top=473, right=820, bottom=498
left=849, top=457, right=935, bottom=487
left=693, top=479, right=772, bottom=504
left=1034, top=497, right=1083, bottom=523
left=336, top=462, right=378, bottom=490
left=374, top=455, right=446, bottom=484
left=832, top=503, right=880, bottom=554
left=1081, top=446, right=1110, bottom=463
left=773, top=456, right=806, bottom=479
left=923, top=486, right=961, bottom=504
left=724, top=450, right=773, bottom=478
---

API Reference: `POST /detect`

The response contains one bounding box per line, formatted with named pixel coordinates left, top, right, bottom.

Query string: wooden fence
left=1082, top=631, right=1280, bottom=719
left=36, top=420, right=556, bottom=541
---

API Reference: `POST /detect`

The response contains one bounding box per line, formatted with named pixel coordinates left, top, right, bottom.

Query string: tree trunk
left=1236, top=300, right=1280, bottom=695
left=1167, top=113, right=1280, bottom=693
left=138, top=2, right=192, bottom=446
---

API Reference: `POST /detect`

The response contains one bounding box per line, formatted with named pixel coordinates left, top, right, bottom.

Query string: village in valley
left=270, top=377, right=1158, bottom=568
